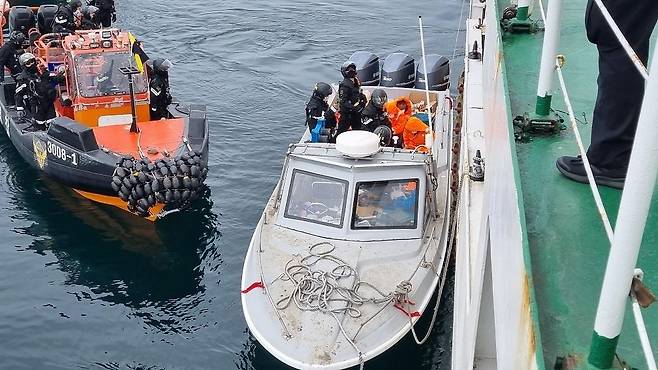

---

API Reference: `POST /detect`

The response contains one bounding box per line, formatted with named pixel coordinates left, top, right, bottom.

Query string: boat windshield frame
left=276, top=154, right=428, bottom=241
left=283, top=169, right=349, bottom=229
left=72, top=51, right=148, bottom=98
left=350, top=178, right=420, bottom=230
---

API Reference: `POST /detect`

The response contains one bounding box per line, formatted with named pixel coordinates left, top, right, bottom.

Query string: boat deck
left=500, top=1, right=658, bottom=368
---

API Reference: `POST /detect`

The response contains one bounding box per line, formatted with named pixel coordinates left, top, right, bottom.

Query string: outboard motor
left=415, top=54, right=450, bottom=91
left=37, top=5, right=58, bottom=34
left=8, top=6, right=36, bottom=36
left=380, top=53, right=415, bottom=88
left=347, top=51, right=379, bottom=86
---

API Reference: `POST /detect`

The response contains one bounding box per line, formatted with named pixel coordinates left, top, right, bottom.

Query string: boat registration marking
left=47, top=141, right=78, bottom=166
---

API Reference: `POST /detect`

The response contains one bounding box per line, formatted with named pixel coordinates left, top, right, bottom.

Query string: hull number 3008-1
left=47, top=141, right=78, bottom=166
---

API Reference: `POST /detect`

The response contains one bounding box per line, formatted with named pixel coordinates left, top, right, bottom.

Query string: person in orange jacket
left=384, top=96, right=413, bottom=136
left=403, top=116, right=429, bottom=152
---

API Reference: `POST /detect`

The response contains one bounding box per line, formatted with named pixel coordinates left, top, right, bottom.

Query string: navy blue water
left=0, top=1, right=465, bottom=368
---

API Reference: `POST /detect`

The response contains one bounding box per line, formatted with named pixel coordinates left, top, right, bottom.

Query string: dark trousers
left=585, top=0, right=658, bottom=170
left=98, top=12, right=112, bottom=27
left=335, top=111, right=361, bottom=138
left=586, top=42, right=649, bottom=170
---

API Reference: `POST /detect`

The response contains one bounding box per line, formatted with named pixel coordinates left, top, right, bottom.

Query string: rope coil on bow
left=275, top=242, right=394, bottom=318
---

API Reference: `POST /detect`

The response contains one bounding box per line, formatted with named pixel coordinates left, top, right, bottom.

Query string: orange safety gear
left=384, top=96, right=413, bottom=135
left=403, top=116, right=429, bottom=152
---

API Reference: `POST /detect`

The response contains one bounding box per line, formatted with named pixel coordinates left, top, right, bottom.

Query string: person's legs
left=98, top=12, right=111, bottom=27
left=350, top=113, right=362, bottom=131
left=586, top=41, right=650, bottom=171
left=334, top=112, right=351, bottom=138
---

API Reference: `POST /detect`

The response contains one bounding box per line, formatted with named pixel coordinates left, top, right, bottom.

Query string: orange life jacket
left=384, top=96, right=413, bottom=135
left=403, top=116, right=429, bottom=152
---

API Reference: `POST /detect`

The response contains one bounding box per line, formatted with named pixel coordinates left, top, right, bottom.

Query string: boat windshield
left=284, top=170, right=348, bottom=228
left=351, top=179, right=419, bottom=229
left=74, top=52, right=147, bottom=98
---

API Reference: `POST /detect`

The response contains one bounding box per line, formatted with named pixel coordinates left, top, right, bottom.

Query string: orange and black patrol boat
left=0, top=21, right=209, bottom=220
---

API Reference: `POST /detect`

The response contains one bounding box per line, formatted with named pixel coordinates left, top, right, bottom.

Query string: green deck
left=499, top=1, right=658, bottom=368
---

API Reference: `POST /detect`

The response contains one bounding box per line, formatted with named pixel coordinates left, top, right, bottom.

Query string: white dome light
left=335, top=131, right=381, bottom=158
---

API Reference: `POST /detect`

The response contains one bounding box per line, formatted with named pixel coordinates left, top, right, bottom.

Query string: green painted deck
left=499, top=1, right=658, bottom=368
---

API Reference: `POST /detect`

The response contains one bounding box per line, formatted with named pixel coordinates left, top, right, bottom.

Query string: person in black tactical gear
left=556, top=0, right=658, bottom=189
left=15, top=53, right=65, bottom=129
left=305, top=82, right=335, bottom=131
left=360, top=88, right=391, bottom=133
left=52, top=0, right=83, bottom=34
left=78, top=5, right=101, bottom=30
left=149, top=58, right=173, bottom=120
left=334, top=61, right=366, bottom=141
left=89, top=0, right=115, bottom=28
left=0, top=32, right=26, bottom=82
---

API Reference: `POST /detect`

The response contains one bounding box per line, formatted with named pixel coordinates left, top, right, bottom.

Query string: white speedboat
left=241, top=85, right=454, bottom=369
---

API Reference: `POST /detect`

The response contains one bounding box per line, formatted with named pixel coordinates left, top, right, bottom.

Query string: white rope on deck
left=557, top=56, right=657, bottom=370
left=554, top=58, right=614, bottom=243
left=536, top=0, right=546, bottom=23
left=630, top=291, right=658, bottom=370
left=591, top=0, right=649, bottom=80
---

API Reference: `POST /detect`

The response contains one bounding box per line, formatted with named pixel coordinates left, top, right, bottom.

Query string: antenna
left=418, top=16, right=434, bottom=142
left=120, top=66, right=141, bottom=133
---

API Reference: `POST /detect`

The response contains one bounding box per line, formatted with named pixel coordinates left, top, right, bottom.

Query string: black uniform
left=305, top=94, right=329, bottom=131
left=149, top=69, right=172, bottom=120
left=585, top=0, right=658, bottom=171
left=15, top=68, right=64, bottom=125
left=90, top=0, right=115, bottom=27
left=0, top=42, right=22, bottom=81
left=52, top=4, right=77, bottom=34
left=360, top=101, right=391, bottom=132
left=336, top=77, right=364, bottom=137
left=79, top=12, right=100, bottom=30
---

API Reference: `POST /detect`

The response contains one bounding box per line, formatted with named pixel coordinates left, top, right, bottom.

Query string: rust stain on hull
left=520, top=272, right=538, bottom=370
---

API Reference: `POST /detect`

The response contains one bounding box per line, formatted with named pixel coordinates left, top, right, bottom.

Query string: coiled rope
left=271, top=238, right=450, bottom=369
left=275, top=242, right=397, bottom=318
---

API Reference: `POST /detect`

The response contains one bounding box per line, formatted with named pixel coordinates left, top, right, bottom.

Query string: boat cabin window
left=351, top=179, right=419, bottom=230
left=73, top=52, right=147, bottom=98
left=284, top=170, right=348, bottom=228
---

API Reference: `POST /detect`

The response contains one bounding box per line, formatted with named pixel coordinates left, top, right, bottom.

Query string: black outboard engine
left=8, top=6, right=36, bottom=36
left=380, top=53, right=415, bottom=88
left=347, top=51, right=379, bottom=86
left=37, top=5, right=58, bottom=34
left=415, top=54, right=450, bottom=91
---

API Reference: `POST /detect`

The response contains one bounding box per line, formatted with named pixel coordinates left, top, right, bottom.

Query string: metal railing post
left=534, top=0, right=562, bottom=116
left=588, top=41, right=658, bottom=369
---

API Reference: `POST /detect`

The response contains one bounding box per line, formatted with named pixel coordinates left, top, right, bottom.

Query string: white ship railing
left=529, top=0, right=657, bottom=368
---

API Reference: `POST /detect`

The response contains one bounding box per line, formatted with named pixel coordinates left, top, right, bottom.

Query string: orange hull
left=74, top=189, right=165, bottom=222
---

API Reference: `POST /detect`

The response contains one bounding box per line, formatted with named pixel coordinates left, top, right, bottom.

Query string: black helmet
left=313, top=82, right=332, bottom=99
left=341, top=61, right=357, bottom=78
left=9, top=31, right=25, bottom=47
left=371, top=89, right=388, bottom=108
left=373, top=125, right=392, bottom=146
left=81, top=5, right=99, bottom=17
left=152, top=58, right=173, bottom=73
left=70, top=0, right=83, bottom=11
left=19, top=52, right=36, bottom=68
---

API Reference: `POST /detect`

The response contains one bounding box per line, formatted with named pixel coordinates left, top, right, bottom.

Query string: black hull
left=0, top=83, right=209, bottom=207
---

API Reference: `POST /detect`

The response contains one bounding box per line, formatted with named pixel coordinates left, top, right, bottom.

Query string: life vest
left=384, top=96, right=413, bottom=135
left=403, top=116, right=429, bottom=152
